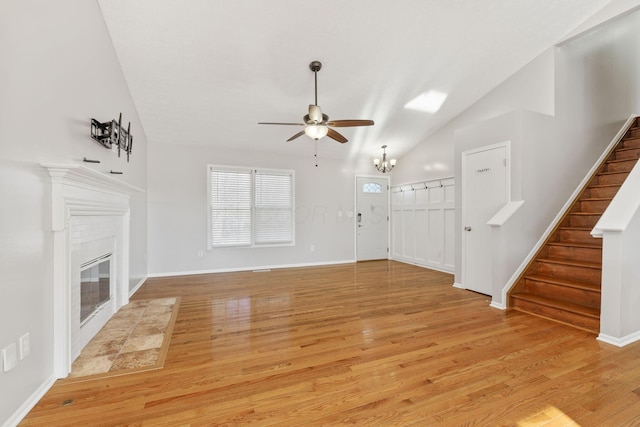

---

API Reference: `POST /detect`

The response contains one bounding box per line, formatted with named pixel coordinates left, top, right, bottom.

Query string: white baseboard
left=129, top=275, right=148, bottom=297
left=489, top=301, right=506, bottom=310
left=597, top=331, right=640, bottom=347
left=389, top=257, right=454, bottom=274
left=452, top=282, right=501, bottom=307
left=424, top=265, right=454, bottom=274
left=3, top=374, right=56, bottom=427
left=147, top=259, right=357, bottom=278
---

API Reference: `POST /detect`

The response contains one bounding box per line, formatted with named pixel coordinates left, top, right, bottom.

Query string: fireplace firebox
left=80, top=254, right=112, bottom=325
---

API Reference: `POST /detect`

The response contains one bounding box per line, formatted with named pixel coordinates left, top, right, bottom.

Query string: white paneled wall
left=391, top=178, right=455, bottom=272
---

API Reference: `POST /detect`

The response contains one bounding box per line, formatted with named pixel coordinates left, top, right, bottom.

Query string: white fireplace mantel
left=41, top=163, right=143, bottom=231
left=41, top=163, right=143, bottom=378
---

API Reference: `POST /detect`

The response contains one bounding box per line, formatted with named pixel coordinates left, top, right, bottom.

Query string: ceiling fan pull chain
left=314, top=140, right=318, bottom=167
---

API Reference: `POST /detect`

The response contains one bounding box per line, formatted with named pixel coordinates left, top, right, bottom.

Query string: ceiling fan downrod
left=310, top=61, right=322, bottom=106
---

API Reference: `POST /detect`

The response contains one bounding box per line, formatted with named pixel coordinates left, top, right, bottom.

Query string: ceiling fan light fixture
left=308, top=105, right=323, bottom=123
left=305, top=124, right=328, bottom=140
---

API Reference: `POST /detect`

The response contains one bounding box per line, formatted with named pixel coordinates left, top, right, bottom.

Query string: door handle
left=465, top=226, right=472, bottom=231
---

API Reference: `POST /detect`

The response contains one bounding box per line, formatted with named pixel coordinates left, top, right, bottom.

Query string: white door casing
left=356, top=176, right=389, bottom=261
left=461, top=142, right=510, bottom=296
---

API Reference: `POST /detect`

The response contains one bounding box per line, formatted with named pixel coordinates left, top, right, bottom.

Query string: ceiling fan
left=258, top=61, right=374, bottom=143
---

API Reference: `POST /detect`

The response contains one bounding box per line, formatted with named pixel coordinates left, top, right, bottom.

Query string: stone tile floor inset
left=66, top=297, right=179, bottom=381
left=121, top=333, right=165, bottom=353
left=110, top=348, right=160, bottom=371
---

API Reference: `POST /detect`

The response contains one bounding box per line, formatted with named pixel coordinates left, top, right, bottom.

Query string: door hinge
left=387, top=216, right=389, bottom=221
left=503, top=158, right=507, bottom=166
left=387, top=247, right=389, bottom=253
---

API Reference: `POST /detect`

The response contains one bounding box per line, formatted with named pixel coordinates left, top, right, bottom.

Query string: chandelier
left=373, top=145, right=396, bottom=173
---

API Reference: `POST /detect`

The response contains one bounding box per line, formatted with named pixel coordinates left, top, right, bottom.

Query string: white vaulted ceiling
left=98, top=0, right=613, bottom=161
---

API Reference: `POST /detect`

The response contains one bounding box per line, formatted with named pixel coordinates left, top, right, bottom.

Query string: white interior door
left=356, top=176, right=389, bottom=261
left=461, top=143, right=509, bottom=295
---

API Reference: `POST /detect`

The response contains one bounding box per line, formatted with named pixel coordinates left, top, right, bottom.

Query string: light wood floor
left=22, top=261, right=640, bottom=426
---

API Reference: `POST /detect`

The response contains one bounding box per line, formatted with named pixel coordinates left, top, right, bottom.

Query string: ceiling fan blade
left=327, top=128, right=348, bottom=144
left=287, top=130, right=306, bottom=142
left=325, top=119, right=374, bottom=127
left=258, top=122, right=305, bottom=126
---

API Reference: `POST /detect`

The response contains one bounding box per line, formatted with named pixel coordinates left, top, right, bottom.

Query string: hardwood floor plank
left=21, top=261, right=640, bottom=426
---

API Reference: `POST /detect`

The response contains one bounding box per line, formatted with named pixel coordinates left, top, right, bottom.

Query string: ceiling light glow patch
left=405, top=90, right=448, bottom=113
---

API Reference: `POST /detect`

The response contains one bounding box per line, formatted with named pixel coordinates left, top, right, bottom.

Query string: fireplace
left=42, top=163, right=142, bottom=378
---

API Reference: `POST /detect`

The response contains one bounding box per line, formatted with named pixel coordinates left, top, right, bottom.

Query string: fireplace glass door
left=80, top=255, right=112, bottom=325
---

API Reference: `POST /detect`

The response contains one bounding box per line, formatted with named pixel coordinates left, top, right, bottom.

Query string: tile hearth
left=67, top=297, right=178, bottom=379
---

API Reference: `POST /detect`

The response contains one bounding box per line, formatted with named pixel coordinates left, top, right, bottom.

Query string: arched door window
left=363, top=182, right=382, bottom=193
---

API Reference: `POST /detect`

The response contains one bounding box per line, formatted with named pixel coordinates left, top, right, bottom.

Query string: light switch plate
left=19, top=333, right=30, bottom=360
left=3, top=343, right=18, bottom=372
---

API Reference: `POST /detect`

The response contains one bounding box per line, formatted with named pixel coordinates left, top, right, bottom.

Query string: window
left=363, top=182, right=383, bottom=193
left=208, top=165, right=294, bottom=248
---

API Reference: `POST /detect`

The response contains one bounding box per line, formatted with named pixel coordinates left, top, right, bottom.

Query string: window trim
left=207, top=164, right=295, bottom=249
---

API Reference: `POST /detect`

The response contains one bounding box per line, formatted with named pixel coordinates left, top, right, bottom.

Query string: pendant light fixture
left=373, top=145, right=396, bottom=173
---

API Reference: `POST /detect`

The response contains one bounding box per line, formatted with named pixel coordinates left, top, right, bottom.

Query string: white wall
left=0, top=1, right=147, bottom=424
left=560, top=1, right=640, bottom=43
left=394, top=4, right=640, bottom=304
left=393, top=48, right=556, bottom=287
left=391, top=47, right=556, bottom=187
left=454, top=111, right=559, bottom=303
left=148, top=142, right=374, bottom=275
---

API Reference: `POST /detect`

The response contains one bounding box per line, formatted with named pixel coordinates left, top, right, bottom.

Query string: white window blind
left=210, top=168, right=252, bottom=246
left=209, top=165, right=294, bottom=248
left=255, top=171, right=293, bottom=244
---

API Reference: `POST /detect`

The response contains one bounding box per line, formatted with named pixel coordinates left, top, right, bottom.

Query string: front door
left=356, top=176, right=389, bottom=261
left=461, top=142, right=509, bottom=296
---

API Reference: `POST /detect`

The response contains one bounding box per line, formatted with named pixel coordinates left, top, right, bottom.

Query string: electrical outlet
left=3, top=343, right=18, bottom=372
left=19, top=333, right=30, bottom=360
left=310, top=245, right=315, bottom=252
left=198, top=250, right=204, bottom=257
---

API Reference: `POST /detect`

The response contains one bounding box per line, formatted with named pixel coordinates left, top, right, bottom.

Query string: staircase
left=509, top=117, right=640, bottom=333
